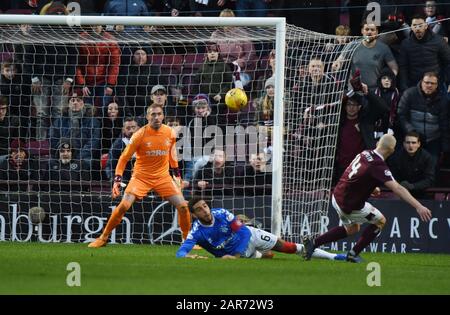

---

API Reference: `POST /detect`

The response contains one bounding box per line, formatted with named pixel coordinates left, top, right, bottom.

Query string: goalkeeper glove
left=112, top=175, right=122, bottom=199
left=170, top=168, right=183, bottom=189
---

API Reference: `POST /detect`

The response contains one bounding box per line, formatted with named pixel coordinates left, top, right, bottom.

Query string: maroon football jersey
left=334, top=150, right=394, bottom=213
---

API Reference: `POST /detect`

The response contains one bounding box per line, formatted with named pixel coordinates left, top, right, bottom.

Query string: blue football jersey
left=176, top=208, right=251, bottom=258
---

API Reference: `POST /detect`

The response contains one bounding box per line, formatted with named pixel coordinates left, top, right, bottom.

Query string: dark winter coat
left=397, top=82, right=449, bottom=151
left=398, top=29, right=450, bottom=90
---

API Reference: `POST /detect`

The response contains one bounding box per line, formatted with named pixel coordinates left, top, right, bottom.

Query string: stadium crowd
left=0, top=1, right=449, bottom=200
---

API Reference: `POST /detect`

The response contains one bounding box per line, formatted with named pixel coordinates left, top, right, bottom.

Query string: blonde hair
left=220, top=9, right=235, bottom=17
left=147, top=103, right=164, bottom=114
left=377, top=134, right=397, bottom=152
left=335, top=25, right=350, bottom=36
left=258, top=95, right=273, bottom=121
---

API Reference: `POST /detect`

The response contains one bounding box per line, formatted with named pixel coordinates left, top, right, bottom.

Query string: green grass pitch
left=0, top=242, right=449, bottom=295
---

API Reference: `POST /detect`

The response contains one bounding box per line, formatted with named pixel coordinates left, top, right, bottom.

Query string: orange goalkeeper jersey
left=115, top=124, right=178, bottom=180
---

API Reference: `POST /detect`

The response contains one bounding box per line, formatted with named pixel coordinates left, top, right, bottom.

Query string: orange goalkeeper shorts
left=124, top=175, right=181, bottom=199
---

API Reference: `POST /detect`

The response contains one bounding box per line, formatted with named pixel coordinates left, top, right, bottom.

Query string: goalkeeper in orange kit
left=88, top=103, right=191, bottom=248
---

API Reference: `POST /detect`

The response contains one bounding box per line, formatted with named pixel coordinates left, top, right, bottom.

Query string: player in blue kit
left=176, top=196, right=347, bottom=260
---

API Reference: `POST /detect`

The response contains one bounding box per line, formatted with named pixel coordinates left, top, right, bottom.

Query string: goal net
left=0, top=15, right=359, bottom=244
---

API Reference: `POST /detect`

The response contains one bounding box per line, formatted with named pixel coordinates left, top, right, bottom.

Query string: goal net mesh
left=0, top=21, right=359, bottom=244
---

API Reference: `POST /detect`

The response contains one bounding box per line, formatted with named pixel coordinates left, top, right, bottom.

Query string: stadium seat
left=25, top=140, right=50, bottom=158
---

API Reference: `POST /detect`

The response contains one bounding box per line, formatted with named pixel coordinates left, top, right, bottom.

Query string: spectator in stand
left=235, top=152, right=272, bottom=196
left=103, top=0, right=149, bottom=16
left=398, top=14, right=450, bottom=92
left=294, top=57, right=336, bottom=137
left=49, top=90, right=101, bottom=177
left=333, top=20, right=398, bottom=91
left=184, top=94, right=223, bottom=187
left=378, top=11, right=409, bottom=62
left=326, top=24, right=351, bottom=52
left=397, top=71, right=449, bottom=166
left=233, top=0, right=268, bottom=17
left=0, top=58, right=30, bottom=120
left=22, top=21, right=77, bottom=138
left=192, top=43, right=233, bottom=106
left=373, top=68, right=401, bottom=140
left=255, top=49, right=276, bottom=95
left=117, top=47, right=159, bottom=118
left=210, top=9, right=257, bottom=88
left=0, top=96, right=21, bottom=156
left=324, top=25, right=353, bottom=86
left=389, top=131, right=435, bottom=199
left=0, top=139, right=39, bottom=192
left=193, top=148, right=235, bottom=198
left=76, top=25, right=121, bottom=109
left=334, top=74, right=390, bottom=182
left=147, top=84, right=182, bottom=125
left=105, top=117, right=140, bottom=181
left=424, top=0, right=448, bottom=41
left=42, top=139, right=89, bottom=192
left=101, top=99, right=123, bottom=155
left=254, top=76, right=274, bottom=127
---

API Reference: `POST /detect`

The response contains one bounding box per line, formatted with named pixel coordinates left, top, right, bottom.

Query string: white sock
left=312, top=248, right=337, bottom=260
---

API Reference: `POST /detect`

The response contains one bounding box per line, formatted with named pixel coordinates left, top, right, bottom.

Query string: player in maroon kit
left=303, top=134, right=432, bottom=262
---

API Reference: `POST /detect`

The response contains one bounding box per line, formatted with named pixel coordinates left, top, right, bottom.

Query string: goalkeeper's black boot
left=346, top=250, right=363, bottom=263
left=302, top=236, right=316, bottom=261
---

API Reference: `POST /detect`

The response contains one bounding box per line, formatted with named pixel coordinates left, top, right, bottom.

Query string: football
left=29, top=206, right=46, bottom=224
left=225, top=88, right=248, bottom=112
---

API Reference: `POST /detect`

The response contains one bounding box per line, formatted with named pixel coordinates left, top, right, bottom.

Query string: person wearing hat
left=150, top=85, right=167, bottom=106
left=255, top=76, right=275, bottom=126
left=183, top=93, right=222, bottom=191
left=43, top=139, right=88, bottom=192
left=0, top=139, right=38, bottom=192
left=49, top=90, right=101, bottom=177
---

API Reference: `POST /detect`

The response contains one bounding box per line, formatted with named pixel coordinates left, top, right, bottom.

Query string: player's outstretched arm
left=385, top=180, right=432, bottom=222
left=176, top=236, right=198, bottom=258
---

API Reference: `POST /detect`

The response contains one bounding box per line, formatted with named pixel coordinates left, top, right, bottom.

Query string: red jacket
left=76, top=31, right=121, bottom=87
